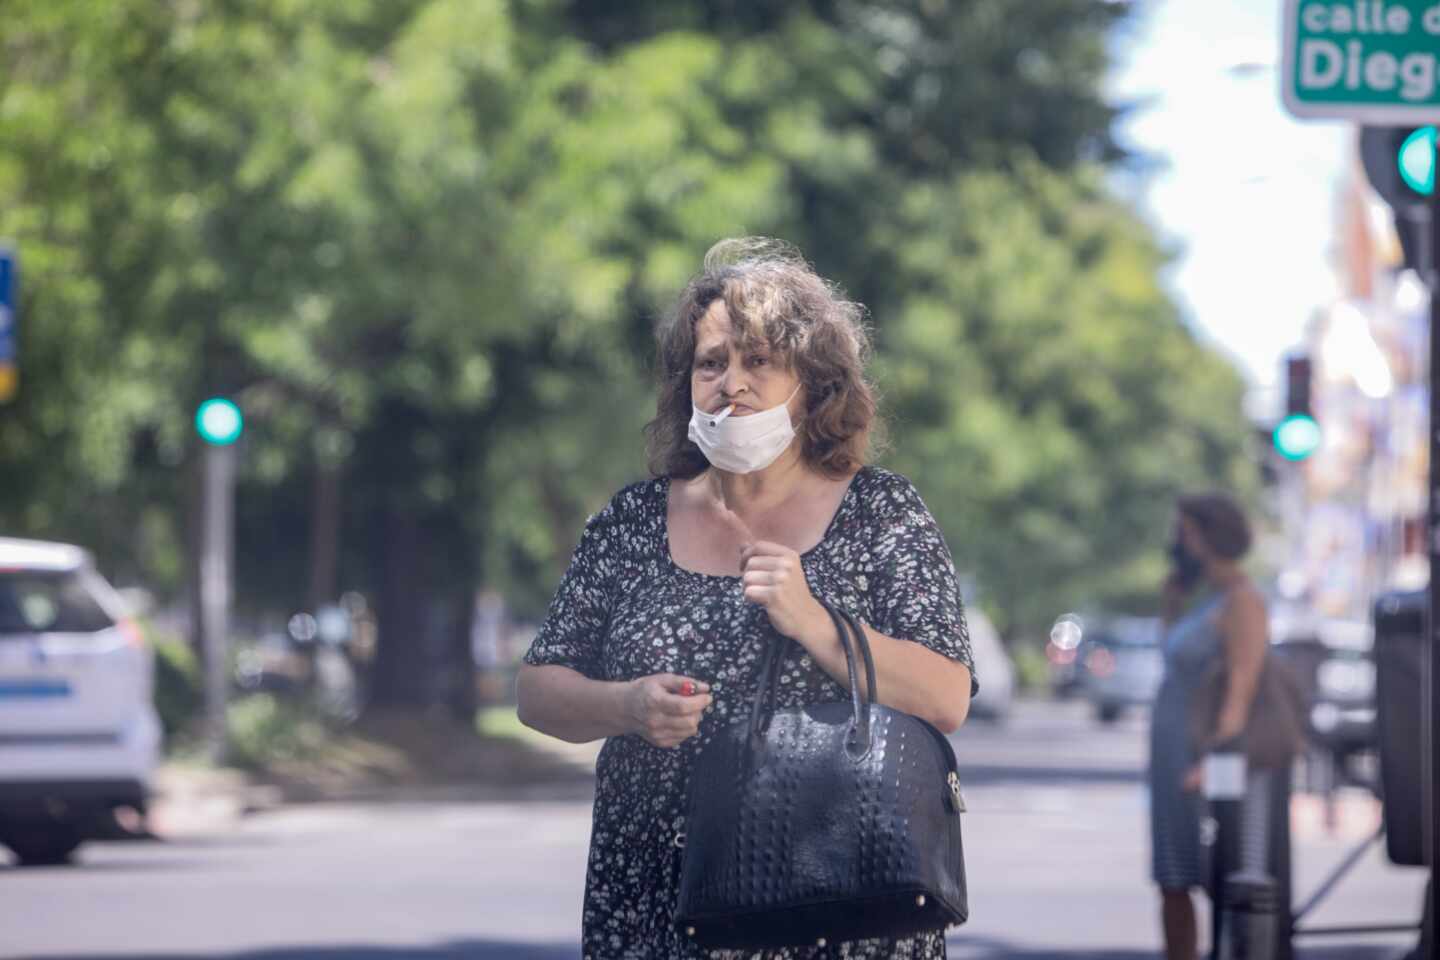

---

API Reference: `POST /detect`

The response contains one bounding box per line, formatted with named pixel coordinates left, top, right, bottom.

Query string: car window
left=0, top=570, right=115, bottom=634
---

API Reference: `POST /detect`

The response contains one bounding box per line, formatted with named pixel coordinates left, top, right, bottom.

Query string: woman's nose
left=719, top=368, right=747, bottom=397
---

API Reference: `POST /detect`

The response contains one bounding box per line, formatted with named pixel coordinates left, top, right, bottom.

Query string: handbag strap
left=834, top=606, right=878, bottom=705
left=745, top=596, right=872, bottom=759
left=830, top=604, right=876, bottom=759
left=746, top=635, right=788, bottom=755
left=837, top=607, right=965, bottom=799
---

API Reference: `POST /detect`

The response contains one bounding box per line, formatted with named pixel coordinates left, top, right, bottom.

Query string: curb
left=145, top=764, right=282, bottom=838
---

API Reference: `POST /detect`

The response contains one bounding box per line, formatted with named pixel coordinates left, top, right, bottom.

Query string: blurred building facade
left=1290, top=134, right=1430, bottom=620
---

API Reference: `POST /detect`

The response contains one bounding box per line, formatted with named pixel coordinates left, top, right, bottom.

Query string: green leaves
left=0, top=0, right=1253, bottom=650
left=874, top=161, right=1251, bottom=634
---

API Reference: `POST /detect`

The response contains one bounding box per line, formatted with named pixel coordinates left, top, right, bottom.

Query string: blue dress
left=1148, top=590, right=1226, bottom=890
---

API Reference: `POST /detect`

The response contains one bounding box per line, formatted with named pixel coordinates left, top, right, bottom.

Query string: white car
left=0, top=537, right=161, bottom=866
left=965, top=607, right=1015, bottom=722
left=1081, top=615, right=1164, bottom=724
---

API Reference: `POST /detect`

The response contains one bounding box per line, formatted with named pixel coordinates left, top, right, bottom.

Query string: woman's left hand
left=1182, top=764, right=1203, bottom=792
left=740, top=541, right=827, bottom=647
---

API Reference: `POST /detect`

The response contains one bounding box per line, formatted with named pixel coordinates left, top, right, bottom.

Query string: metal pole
left=200, top=442, right=236, bottom=766
left=1427, top=132, right=1440, bottom=952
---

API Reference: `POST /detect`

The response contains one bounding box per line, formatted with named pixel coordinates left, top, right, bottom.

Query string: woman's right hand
left=624, top=673, right=713, bottom=748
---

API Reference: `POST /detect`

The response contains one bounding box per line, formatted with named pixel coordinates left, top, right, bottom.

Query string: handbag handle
left=832, top=604, right=878, bottom=760
left=745, top=597, right=875, bottom=761
left=835, top=605, right=878, bottom=705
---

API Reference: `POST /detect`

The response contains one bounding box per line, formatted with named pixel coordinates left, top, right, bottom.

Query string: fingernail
left=680, top=680, right=696, bottom=697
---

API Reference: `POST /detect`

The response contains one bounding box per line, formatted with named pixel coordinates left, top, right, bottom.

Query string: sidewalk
left=144, top=763, right=284, bottom=838
left=144, top=720, right=601, bottom=838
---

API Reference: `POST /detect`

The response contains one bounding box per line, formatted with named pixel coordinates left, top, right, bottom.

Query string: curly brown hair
left=645, top=238, right=883, bottom=480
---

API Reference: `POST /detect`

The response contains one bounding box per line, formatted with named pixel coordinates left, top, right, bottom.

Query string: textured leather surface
left=674, top=603, right=968, bottom=949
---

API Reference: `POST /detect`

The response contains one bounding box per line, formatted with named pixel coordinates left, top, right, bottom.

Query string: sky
left=1108, top=0, right=1353, bottom=419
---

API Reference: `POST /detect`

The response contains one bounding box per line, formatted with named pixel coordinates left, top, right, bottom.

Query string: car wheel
left=1096, top=703, right=1122, bottom=725
left=2, top=824, right=83, bottom=867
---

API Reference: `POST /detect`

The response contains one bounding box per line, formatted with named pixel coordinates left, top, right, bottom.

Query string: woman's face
left=1173, top=513, right=1214, bottom=565
left=690, top=299, right=803, bottom=418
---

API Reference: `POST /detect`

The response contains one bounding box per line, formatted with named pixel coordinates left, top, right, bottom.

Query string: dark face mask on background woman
left=1169, top=537, right=1205, bottom=589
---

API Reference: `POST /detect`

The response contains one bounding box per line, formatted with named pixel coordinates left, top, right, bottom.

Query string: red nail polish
left=681, top=680, right=696, bottom=696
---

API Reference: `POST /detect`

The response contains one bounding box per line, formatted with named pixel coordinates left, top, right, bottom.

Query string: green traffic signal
left=196, top=397, right=243, bottom=446
left=1273, top=414, right=1320, bottom=462
left=1398, top=126, right=1436, bottom=197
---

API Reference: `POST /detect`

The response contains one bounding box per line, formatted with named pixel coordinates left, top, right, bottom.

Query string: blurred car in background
left=1269, top=608, right=1379, bottom=794
left=1078, top=615, right=1163, bottom=724
left=0, top=538, right=160, bottom=866
left=965, top=607, right=1015, bottom=723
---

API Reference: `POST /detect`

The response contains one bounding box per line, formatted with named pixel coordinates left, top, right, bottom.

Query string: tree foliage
left=0, top=0, right=1253, bottom=710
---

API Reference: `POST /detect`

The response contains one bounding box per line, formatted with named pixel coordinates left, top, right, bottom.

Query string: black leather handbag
left=674, top=600, right=969, bottom=950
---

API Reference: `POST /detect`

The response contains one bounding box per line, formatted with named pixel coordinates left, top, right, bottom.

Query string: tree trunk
left=369, top=504, right=430, bottom=708
left=447, top=588, right=478, bottom=723
left=308, top=458, right=341, bottom=612
left=356, top=400, right=482, bottom=721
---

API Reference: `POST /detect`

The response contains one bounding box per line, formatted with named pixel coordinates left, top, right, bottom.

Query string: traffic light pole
left=199, top=441, right=236, bottom=766
left=1428, top=133, right=1440, bottom=950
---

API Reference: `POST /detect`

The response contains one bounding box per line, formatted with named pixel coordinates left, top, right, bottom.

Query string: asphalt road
left=2, top=699, right=1428, bottom=960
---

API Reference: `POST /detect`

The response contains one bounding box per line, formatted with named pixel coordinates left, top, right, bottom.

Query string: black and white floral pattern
left=525, top=466, right=977, bottom=960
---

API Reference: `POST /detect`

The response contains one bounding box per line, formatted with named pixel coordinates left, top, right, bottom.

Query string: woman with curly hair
left=518, top=238, right=976, bottom=959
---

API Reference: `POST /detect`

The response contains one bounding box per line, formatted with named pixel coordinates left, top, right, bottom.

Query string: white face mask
left=687, top=385, right=802, bottom=474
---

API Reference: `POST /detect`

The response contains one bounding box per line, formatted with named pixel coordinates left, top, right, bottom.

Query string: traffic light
left=1284, top=354, right=1312, bottom=418
left=1274, top=416, right=1321, bottom=462
left=195, top=397, right=243, bottom=446
left=1397, top=126, right=1437, bottom=197
left=1360, top=125, right=1434, bottom=273
left=1274, top=354, right=1320, bottom=462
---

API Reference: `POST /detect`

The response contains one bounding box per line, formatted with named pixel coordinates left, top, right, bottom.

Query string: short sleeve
left=522, top=500, right=621, bottom=681
left=866, top=475, right=979, bottom=697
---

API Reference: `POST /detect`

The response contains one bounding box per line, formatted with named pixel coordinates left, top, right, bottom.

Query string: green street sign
left=1283, top=1, right=1440, bottom=122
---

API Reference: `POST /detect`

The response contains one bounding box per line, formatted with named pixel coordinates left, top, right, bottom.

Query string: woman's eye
left=749, top=355, right=769, bottom=367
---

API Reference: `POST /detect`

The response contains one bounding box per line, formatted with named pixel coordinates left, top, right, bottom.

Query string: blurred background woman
left=1149, top=493, right=1267, bottom=960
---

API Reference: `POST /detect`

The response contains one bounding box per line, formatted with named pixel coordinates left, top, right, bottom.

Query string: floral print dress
left=523, top=466, right=977, bottom=960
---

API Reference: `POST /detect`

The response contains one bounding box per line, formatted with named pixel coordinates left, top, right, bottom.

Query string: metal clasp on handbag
left=947, top=771, right=967, bottom=813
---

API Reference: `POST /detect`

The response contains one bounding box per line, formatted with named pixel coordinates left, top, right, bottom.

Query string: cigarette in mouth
left=708, top=405, right=735, bottom=427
